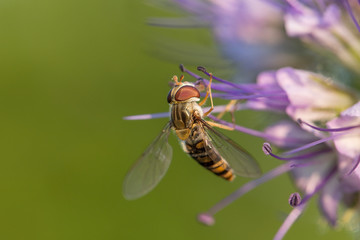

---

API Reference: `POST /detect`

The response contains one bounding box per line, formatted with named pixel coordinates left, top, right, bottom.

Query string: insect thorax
left=170, top=101, right=203, bottom=140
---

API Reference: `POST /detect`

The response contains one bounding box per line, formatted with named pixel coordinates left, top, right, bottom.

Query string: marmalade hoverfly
left=123, top=73, right=261, bottom=200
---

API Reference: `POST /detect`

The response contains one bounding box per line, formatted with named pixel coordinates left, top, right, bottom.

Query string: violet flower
left=150, top=0, right=360, bottom=80
left=176, top=67, right=359, bottom=240
left=281, top=0, right=360, bottom=74
left=149, top=0, right=301, bottom=82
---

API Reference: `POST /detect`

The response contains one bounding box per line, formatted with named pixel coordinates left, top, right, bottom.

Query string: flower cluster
left=180, top=65, right=360, bottom=240
left=129, top=0, right=360, bottom=239
left=150, top=0, right=360, bottom=82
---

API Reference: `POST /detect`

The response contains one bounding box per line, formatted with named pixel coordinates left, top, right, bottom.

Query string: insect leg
left=201, top=73, right=214, bottom=117
left=216, top=100, right=238, bottom=119
left=216, top=99, right=238, bottom=129
left=206, top=120, right=234, bottom=131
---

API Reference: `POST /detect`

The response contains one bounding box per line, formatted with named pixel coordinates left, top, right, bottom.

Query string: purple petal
left=256, top=70, right=279, bottom=87
left=341, top=101, right=360, bottom=117
left=327, top=107, right=360, bottom=160
left=276, top=67, right=355, bottom=123
left=264, top=120, right=318, bottom=148
left=284, top=8, right=320, bottom=36
left=337, top=154, right=360, bottom=192
left=212, top=0, right=282, bottom=44
left=322, top=5, right=342, bottom=27
left=284, top=4, right=340, bottom=37
left=291, top=151, right=336, bottom=193
left=318, top=176, right=341, bottom=226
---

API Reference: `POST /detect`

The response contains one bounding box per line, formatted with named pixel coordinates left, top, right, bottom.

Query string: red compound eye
left=175, top=86, right=200, bottom=101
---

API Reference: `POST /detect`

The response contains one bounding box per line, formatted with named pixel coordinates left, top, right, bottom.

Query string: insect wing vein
left=123, top=122, right=173, bottom=200
left=200, top=119, right=261, bottom=178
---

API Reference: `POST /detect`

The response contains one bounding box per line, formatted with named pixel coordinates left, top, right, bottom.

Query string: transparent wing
left=200, top=119, right=262, bottom=178
left=123, top=122, right=173, bottom=200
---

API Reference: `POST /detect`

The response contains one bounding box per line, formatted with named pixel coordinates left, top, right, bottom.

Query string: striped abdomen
left=182, top=123, right=235, bottom=181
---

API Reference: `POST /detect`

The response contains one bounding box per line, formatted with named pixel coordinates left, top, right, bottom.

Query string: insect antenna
left=172, top=75, right=178, bottom=83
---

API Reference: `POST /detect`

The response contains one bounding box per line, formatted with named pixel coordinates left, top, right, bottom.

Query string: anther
left=179, top=64, right=185, bottom=72
left=197, top=66, right=207, bottom=73
left=288, top=192, right=302, bottom=207
left=262, top=142, right=272, bottom=155
left=197, top=213, right=215, bottom=226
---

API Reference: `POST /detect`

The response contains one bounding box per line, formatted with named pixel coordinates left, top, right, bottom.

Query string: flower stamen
left=274, top=165, right=337, bottom=240
left=262, top=142, right=332, bottom=161
left=204, top=163, right=294, bottom=217
left=208, top=115, right=309, bottom=145
left=196, top=65, right=250, bottom=91
left=298, top=119, right=360, bottom=132
left=282, top=132, right=349, bottom=156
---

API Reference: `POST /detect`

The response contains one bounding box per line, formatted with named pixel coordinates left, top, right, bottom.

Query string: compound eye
left=167, top=89, right=172, bottom=103
left=175, top=86, right=200, bottom=101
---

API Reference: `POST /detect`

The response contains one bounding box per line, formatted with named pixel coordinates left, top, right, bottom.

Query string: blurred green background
left=0, top=1, right=352, bottom=239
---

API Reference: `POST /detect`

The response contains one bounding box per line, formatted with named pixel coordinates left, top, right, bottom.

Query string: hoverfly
left=123, top=73, right=261, bottom=200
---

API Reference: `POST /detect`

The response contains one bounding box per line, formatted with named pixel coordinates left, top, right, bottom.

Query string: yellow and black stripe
left=183, top=123, right=235, bottom=181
